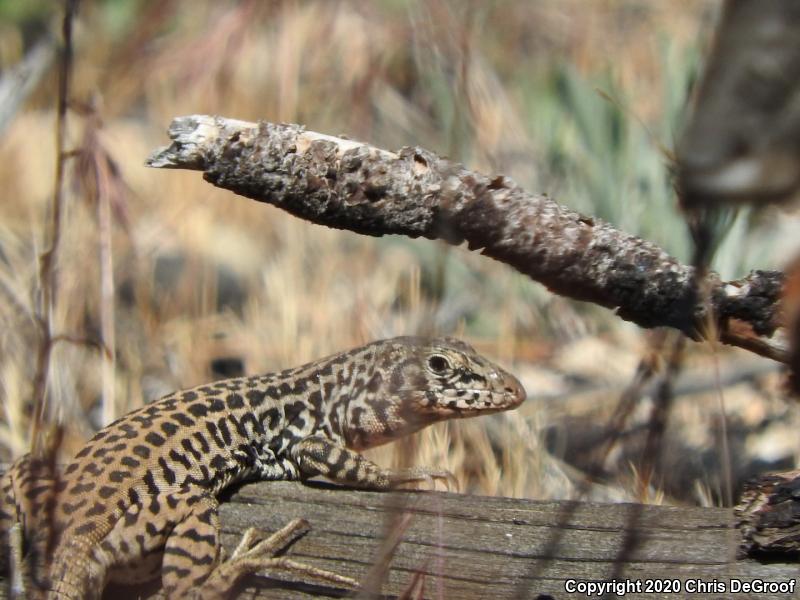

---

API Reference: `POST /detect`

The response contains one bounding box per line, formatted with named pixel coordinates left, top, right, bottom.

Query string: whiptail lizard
left=0, top=336, right=525, bottom=599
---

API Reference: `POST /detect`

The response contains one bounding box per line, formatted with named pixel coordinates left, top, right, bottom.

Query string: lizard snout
left=491, top=368, right=526, bottom=409
left=505, top=373, right=527, bottom=408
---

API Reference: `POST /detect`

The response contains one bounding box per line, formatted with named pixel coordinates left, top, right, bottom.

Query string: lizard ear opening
left=427, top=354, right=451, bottom=374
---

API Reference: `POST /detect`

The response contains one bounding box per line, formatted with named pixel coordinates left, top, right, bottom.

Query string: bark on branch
left=146, top=115, right=786, bottom=362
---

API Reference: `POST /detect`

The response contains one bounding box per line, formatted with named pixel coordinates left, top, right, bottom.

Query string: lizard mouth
left=432, top=383, right=526, bottom=413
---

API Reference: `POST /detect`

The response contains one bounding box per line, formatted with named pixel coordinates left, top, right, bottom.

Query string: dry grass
left=3, top=0, right=787, bottom=507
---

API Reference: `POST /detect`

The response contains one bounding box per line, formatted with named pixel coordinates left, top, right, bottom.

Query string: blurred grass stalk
left=77, top=103, right=119, bottom=426
left=98, top=153, right=116, bottom=426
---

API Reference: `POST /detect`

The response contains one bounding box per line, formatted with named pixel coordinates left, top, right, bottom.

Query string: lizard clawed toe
left=206, top=518, right=358, bottom=594
left=388, top=468, right=459, bottom=492
left=430, top=470, right=459, bottom=492
left=230, top=518, right=310, bottom=560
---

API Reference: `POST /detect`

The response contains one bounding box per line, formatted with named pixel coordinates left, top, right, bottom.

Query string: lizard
left=0, top=336, right=526, bottom=599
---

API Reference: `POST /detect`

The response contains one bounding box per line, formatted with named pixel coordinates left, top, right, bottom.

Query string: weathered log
left=3, top=479, right=799, bottom=599
left=146, top=115, right=786, bottom=363
left=737, top=469, right=800, bottom=557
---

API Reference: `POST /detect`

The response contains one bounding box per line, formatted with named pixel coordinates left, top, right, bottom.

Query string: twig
left=30, top=0, right=79, bottom=450
left=146, top=115, right=786, bottom=361
left=638, top=334, right=687, bottom=499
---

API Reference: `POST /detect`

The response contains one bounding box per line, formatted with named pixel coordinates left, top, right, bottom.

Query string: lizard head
left=343, top=336, right=526, bottom=449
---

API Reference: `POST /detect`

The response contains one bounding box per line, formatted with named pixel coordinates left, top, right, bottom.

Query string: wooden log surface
left=3, top=479, right=799, bottom=599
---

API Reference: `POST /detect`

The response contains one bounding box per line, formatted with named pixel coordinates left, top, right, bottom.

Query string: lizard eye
left=427, top=355, right=451, bottom=374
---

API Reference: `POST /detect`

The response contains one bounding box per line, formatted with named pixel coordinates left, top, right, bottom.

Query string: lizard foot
left=389, top=467, right=459, bottom=492
left=206, top=518, right=358, bottom=596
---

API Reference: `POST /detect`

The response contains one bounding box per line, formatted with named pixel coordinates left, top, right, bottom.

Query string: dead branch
left=146, top=115, right=786, bottom=362
left=678, top=0, right=800, bottom=208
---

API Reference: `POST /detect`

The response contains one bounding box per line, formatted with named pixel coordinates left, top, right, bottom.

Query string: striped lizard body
left=0, top=336, right=525, bottom=599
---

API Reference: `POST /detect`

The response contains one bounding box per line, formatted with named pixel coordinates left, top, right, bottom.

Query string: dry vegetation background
left=0, top=0, right=797, bottom=507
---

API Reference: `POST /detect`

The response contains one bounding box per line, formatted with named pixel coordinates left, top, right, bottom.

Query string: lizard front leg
left=292, top=435, right=457, bottom=491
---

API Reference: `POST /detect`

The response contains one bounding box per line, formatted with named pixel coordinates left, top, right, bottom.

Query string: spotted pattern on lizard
left=0, top=336, right=526, bottom=599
